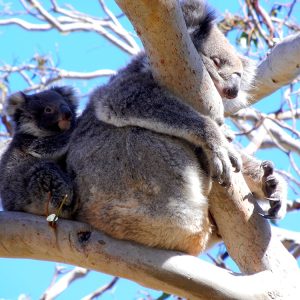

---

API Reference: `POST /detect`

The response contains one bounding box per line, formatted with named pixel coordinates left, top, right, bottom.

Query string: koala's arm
left=240, top=151, right=287, bottom=219
left=25, top=160, right=76, bottom=217
left=96, top=82, right=241, bottom=185
left=0, top=152, right=75, bottom=218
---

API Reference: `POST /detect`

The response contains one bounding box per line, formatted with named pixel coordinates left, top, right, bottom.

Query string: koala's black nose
left=60, top=105, right=72, bottom=120
left=223, top=73, right=241, bottom=99
left=223, top=86, right=239, bottom=99
left=63, top=110, right=72, bottom=120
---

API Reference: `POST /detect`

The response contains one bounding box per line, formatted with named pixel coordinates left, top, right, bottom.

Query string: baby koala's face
left=27, top=90, right=76, bottom=133
left=6, top=86, right=78, bottom=137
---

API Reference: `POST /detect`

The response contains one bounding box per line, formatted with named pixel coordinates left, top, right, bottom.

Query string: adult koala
left=67, top=0, right=285, bottom=255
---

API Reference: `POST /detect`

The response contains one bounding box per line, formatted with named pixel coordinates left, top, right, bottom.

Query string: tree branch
left=41, top=267, right=89, bottom=300
left=250, top=32, right=300, bottom=104
left=0, top=0, right=140, bottom=56
left=0, top=211, right=298, bottom=300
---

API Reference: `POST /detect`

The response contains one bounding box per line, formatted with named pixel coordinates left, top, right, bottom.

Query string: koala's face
left=196, top=27, right=256, bottom=114
left=6, top=87, right=78, bottom=137
left=198, top=26, right=243, bottom=99
left=26, top=90, right=75, bottom=132
left=181, top=0, right=256, bottom=113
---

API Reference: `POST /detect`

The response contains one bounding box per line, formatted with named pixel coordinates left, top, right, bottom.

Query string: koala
left=67, top=0, right=284, bottom=255
left=96, top=0, right=255, bottom=185
left=0, top=86, right=78, bottom=218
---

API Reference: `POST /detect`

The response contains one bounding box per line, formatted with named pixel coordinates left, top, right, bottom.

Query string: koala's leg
left=26, top=161, right=76, bottom=218
left=240, top=151, right=287, bottom=219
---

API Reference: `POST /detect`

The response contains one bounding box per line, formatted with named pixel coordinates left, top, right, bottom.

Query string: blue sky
left=0, top=1, right=299, bottom=299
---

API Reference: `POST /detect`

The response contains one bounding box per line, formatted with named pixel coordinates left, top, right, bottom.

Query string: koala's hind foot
left=260, top=160, right=287, bottom=220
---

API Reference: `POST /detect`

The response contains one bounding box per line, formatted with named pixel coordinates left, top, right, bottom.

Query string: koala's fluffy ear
left=180, top=0, right=215, bottom=44
left=51, top=86, right=78, bottom=109
left=5, top=92, right=26, bottom=117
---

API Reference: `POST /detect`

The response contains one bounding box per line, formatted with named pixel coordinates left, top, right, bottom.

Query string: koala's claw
left=260, top=160, right=287, bottom=220
left=263, top=174, right=279, bottom=199
left=209, top=146, right=241, bottom=187
left=264, top=197, right=280, bottom=202
left=228, top=149, right=242, bottom=173
left=258, top=212, right=279, bottom=220
left=261, top=160, right=274, bottom=177
left=259, top=200, right=283, bottom=219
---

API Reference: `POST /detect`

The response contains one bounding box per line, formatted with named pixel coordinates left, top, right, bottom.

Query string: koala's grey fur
left=67, top=0, right=285, bottom=255
left=0, top=86, right=78, bottom=218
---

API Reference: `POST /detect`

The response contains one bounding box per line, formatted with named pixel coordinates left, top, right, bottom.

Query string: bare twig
left=81, top=277, right=119, bottom=300
left=41, top=267, right=89, bottom=300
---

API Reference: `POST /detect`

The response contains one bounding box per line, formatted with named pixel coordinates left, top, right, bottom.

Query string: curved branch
left=251, top=33, right=300, bottom=104
left=0, top=211, right=297, bottom=300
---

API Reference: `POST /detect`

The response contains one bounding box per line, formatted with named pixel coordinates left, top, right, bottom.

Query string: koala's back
left=0, top=142, right=43, bottom=210
left=68, top=103, right=212, bottom=255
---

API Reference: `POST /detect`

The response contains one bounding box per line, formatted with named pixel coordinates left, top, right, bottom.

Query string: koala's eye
left=212, top=57, right=221, bottom=68
left=44, top=106, right=54, bottom=114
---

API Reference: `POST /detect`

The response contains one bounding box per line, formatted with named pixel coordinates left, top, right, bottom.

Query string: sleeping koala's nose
left=223, top=73, right=241, bottom=99
left=223, top=86, right=239, bottom=99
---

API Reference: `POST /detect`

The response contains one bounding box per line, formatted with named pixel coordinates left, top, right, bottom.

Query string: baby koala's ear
left=51, top=86, right=78, bottom=109
left=5, top=92, right=26, bottom=117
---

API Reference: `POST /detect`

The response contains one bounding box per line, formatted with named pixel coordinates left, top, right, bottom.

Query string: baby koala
left=0, top=86, right=78, bottom=218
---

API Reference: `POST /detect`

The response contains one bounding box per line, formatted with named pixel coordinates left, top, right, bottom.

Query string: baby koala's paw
left=49, top=174, right=75, bottom=218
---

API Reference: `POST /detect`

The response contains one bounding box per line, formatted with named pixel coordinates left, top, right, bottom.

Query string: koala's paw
left=28, top=168, right=52, bottom=196
left=208, top=144, right=242, bottom=187
left=50, top=175, right=74, bottom=209
left=28, top=167, right=75, bottom=217
left=261, top=160, right=287, bottom=220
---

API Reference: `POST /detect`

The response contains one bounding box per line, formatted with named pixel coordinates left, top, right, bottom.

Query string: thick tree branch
left=0, top=211, right=298, bottom=300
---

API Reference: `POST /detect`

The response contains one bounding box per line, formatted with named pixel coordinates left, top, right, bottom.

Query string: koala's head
left=181, top=0, right=256, bottom=114
left=6, top=86, right=78, bottom=137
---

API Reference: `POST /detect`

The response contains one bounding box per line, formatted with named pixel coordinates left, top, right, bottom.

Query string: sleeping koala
left=66, top=0, right=286, bottom=255
left=96, top=0, right=286, bottom=220
left=0, top=86, right=78, bottom=218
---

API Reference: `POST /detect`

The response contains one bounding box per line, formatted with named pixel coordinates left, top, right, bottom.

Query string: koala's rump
left=68, top=121, right=212, bottom=254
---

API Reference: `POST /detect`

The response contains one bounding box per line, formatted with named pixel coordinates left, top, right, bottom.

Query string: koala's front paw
left=50, top=176, right=73, bottom=207
left=49, top=175, right=75, bottom=217
left=208, top=144, right=242, bottom=187
left=28, top=167, right=75, bottom=218
left=261, top=160, right=287, bottom=220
